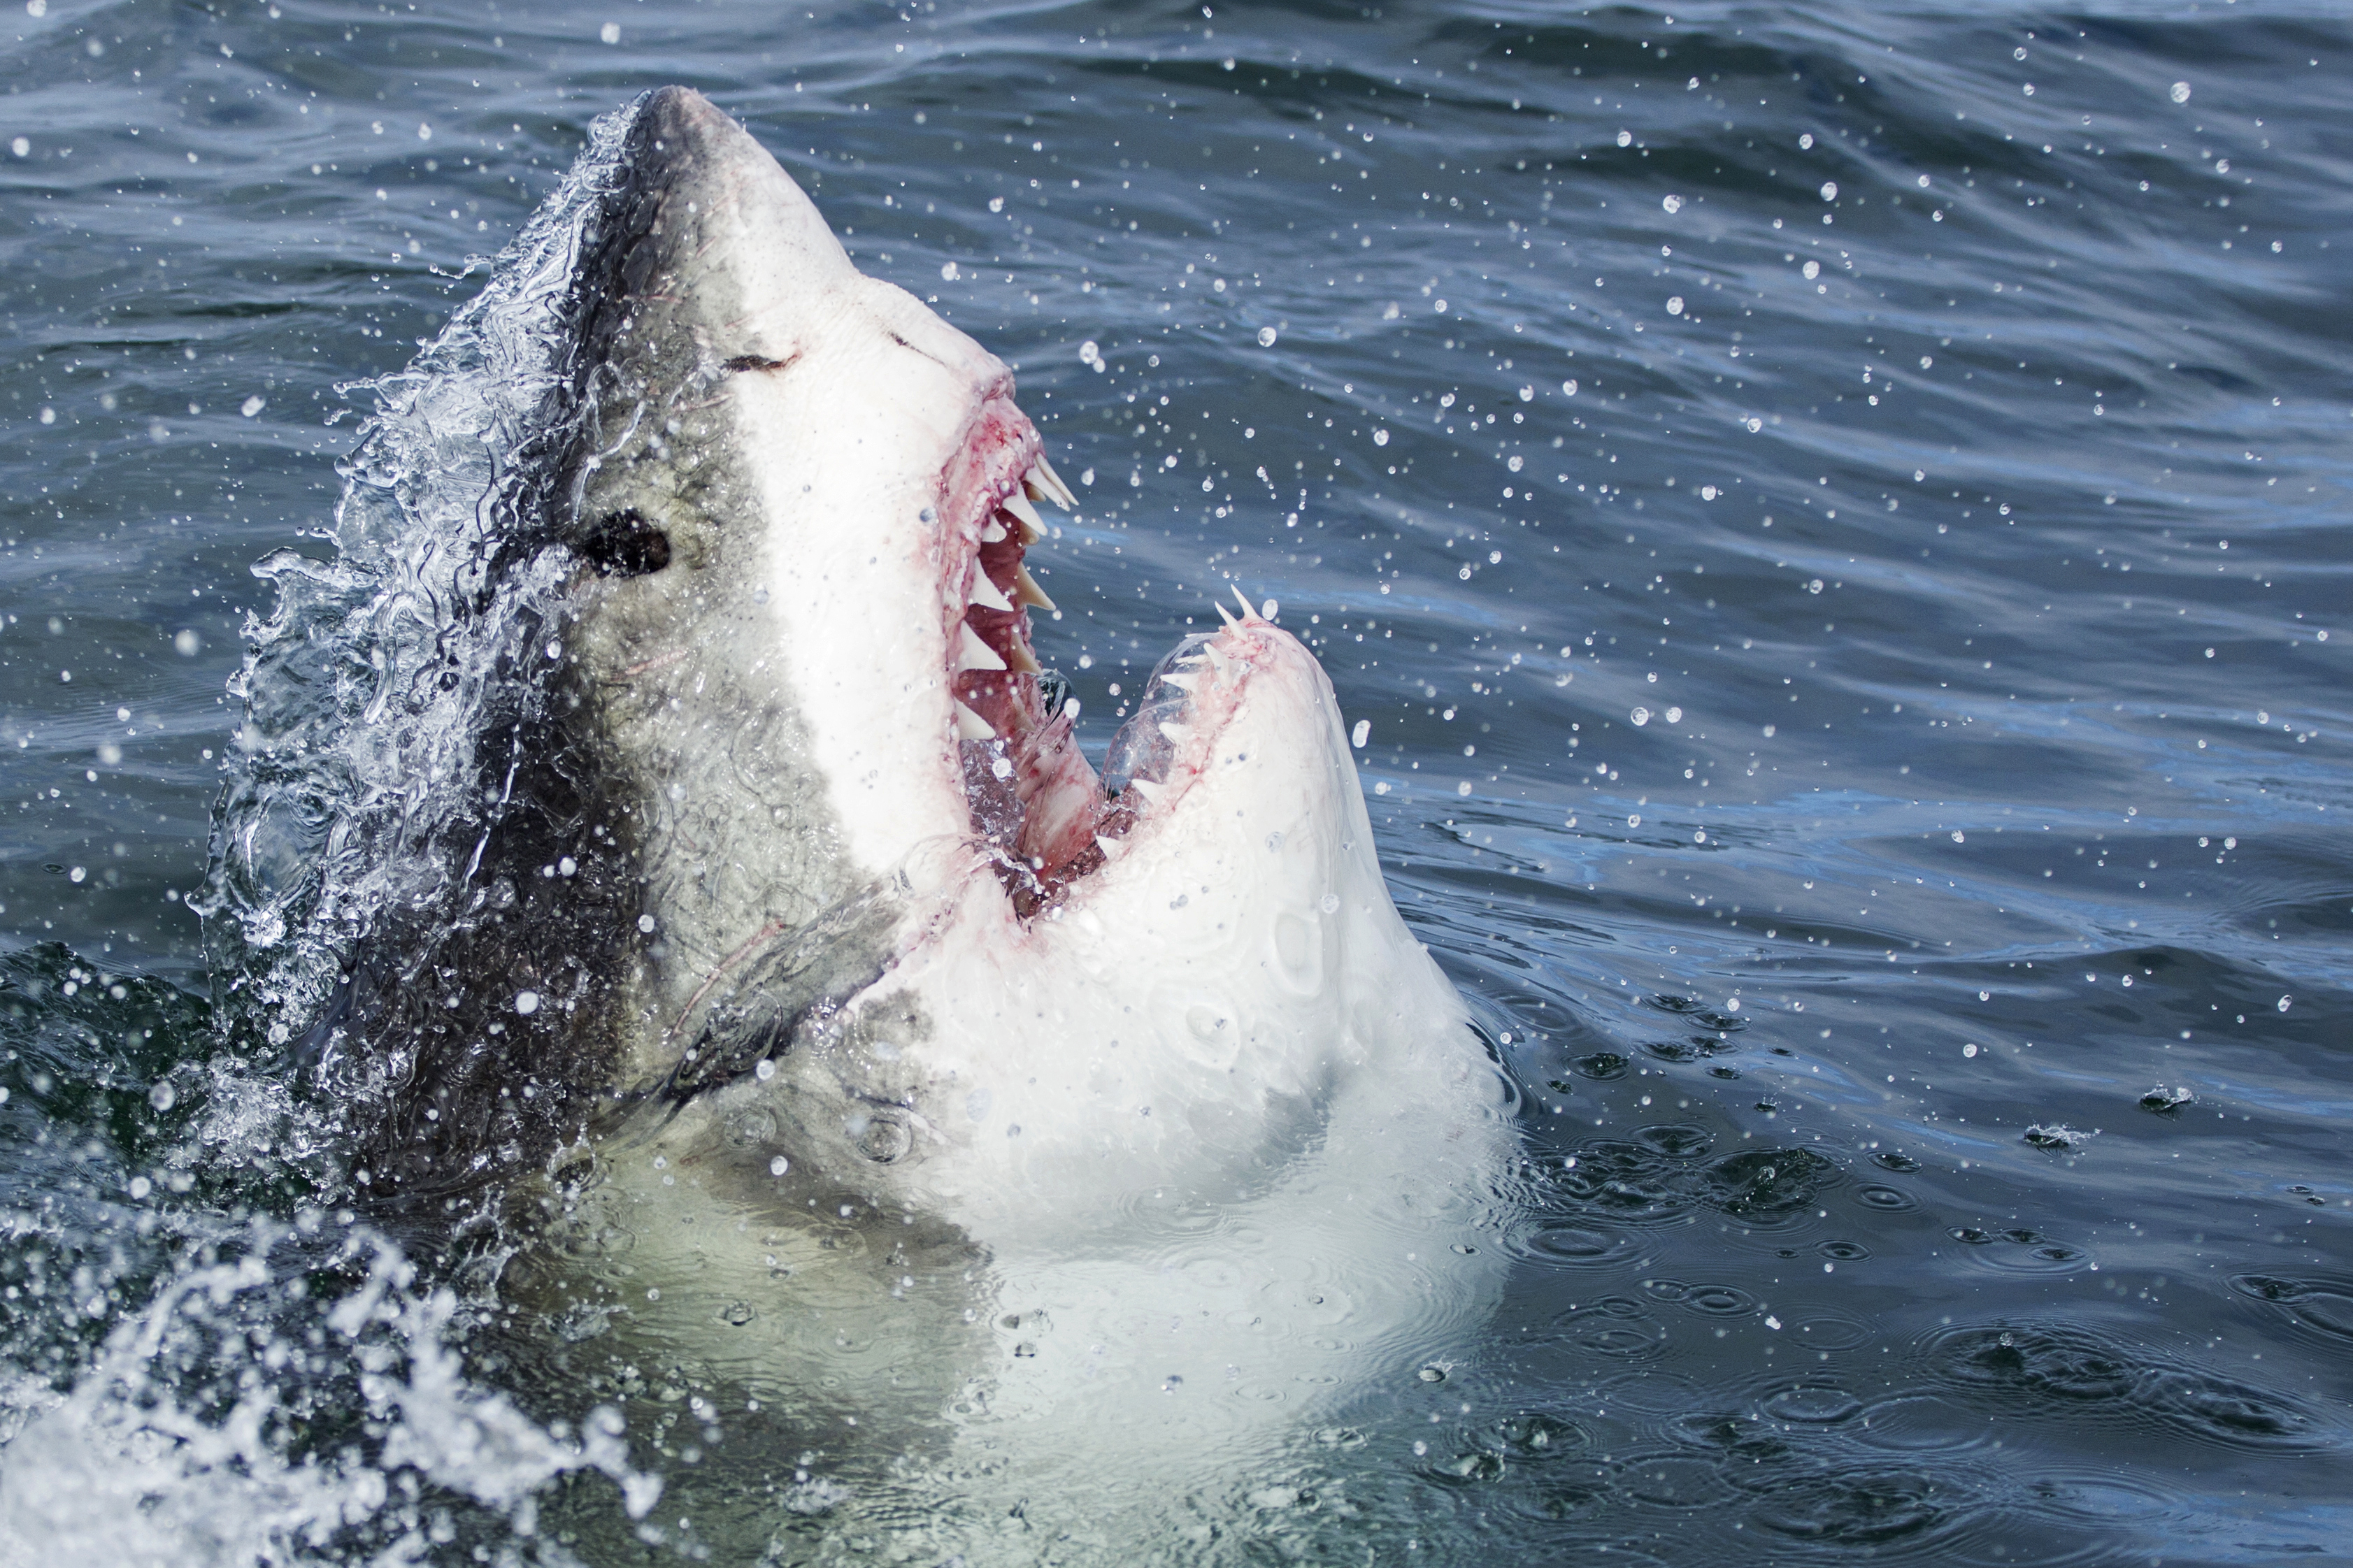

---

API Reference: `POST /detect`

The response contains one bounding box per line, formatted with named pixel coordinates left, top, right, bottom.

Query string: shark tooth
left=1213, top=601, right=1239, bottom=629
left=953, top=701, right=997, bottom=741
left=1027, top=455, right=1078, bottom=510
left=1155, top=670, right=1199, bottom=693
left=955, top=623, right=1006, bottom=672
left=1231, top=585, right=1258, bottom=621
left=1124, top=777, right=1166, bottom=805
left=980, top=517, right=1008, bottom=544
left=968, top=570, right=1014, bottom=613
left=1012, top=563, right=1057, bottom=612
left=1006, top=640, right=1043, bottom=675
left=1093, top=833, right=1128, bottom=861
left=1001, top=491, right=1046, bottom=544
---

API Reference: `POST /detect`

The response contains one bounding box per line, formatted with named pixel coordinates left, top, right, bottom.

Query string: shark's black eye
left=577, top=509, right=672, bottom=577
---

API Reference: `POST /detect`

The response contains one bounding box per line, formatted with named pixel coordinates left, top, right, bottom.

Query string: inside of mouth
left=946, top=469, right=1199, bottom=919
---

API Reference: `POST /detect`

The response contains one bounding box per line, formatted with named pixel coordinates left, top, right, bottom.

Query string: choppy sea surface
left=1, top=1, right=2350, bottom=1562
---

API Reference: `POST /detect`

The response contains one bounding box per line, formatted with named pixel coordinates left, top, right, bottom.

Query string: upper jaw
left=921, top=398, right=1104, bottom=916
left=921, top=407, right=1306, bottom=930
left=610, top=89, right=1287, bottom=938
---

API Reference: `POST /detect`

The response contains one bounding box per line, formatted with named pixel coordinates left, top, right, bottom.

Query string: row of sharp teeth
left=952, top=455, right=1075, bottom=742
left=1084, top=638, right=1215, bottom=863
left=1089, top=594, right=1261, bottom=846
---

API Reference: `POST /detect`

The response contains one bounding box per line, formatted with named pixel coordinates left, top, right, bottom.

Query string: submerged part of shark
left=206, top=86, right=1513, bottom=1555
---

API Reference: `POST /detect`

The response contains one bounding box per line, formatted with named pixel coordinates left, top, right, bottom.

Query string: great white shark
left=249, top=85, right=1513, bottom=1554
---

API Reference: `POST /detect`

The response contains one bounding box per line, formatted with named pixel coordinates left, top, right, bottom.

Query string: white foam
left=0, top=1230, right=659, bottom=1567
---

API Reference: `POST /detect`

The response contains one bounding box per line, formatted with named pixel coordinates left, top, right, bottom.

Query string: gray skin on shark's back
left=327, top=91, right=908, bottom=1211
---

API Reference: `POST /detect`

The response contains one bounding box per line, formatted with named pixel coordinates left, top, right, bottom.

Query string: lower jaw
left=956, top=638, right=1215, bottom=920
left=957, top=710, right=1109, bottom=917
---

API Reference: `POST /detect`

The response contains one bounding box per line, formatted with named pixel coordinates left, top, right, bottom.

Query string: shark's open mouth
left=935, top=397, right=1245, bottom=919
left=936, top=401, right=1096, bottom=916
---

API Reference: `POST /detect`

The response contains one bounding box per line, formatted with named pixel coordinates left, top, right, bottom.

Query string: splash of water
left=0, top=101, right=678, bottom=1567
left=195, top=103, right=639, bottom=1074
left=0, top=1224, right=659, bottom=1567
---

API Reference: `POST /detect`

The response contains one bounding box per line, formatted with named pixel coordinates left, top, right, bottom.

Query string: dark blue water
left=2, top=1, right=2350, bottom=1562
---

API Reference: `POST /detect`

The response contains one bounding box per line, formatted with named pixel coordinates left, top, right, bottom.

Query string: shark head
left=553, top=88, right=1488, bottom=1239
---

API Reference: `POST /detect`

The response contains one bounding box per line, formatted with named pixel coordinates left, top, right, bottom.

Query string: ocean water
left=2, top=0, right=2350, bottom=1562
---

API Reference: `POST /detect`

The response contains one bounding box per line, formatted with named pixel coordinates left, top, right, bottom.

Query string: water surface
left=2, top=0, right=2350, bottom=1562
